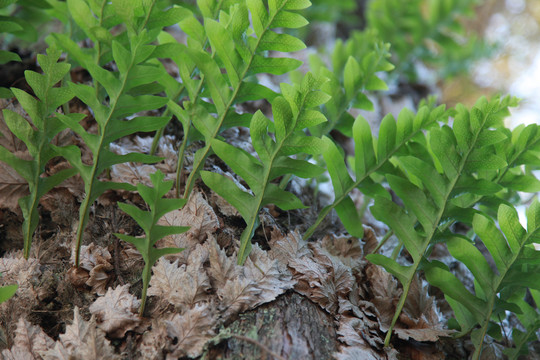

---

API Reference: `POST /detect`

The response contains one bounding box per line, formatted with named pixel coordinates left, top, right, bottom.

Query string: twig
left=231, top=334, right=287, bottom=360
left=112, top=209, right=124, bottom=285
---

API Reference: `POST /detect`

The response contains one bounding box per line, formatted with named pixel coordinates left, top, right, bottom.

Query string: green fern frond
left=175, top=0, right=312, bottom=200
left=304, top=103, right=450, bottom=239
left=48, top=1, right=177, bottom=267
left=425, top=200, right=540, bottom=359
left=115, top=170, right=188, bottom=316
left=365, top=96, right=520, bottom=347
left=0, top=47, right=77, bottom=258
left=202, top=72, right=328, bottom=264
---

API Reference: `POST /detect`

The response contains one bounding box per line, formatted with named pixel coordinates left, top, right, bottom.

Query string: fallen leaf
left=138, top=317, right=169, bottom=360
left=164, top=303, right=216, bottom=359
left=110, top=135, right=178, bottom=187
left=1, top=317, right=55, bottom=360
left=244, top=243, right=295, bottom=307
left=69, top=244, right=113, bottom=295
left=394, top=276, right=455, bottom=342
left=158, top=191, right=219, bottom=244
left=361, top=226, right=379, bottom=256
left=322, top=233, right=363, bottom=259
left=290, top=245, right=354, bottom=314
left=42, top=307, right=121, bottom=360
left=147, top=256, right=211, bottom=310
left=207, top=238, right=242, bottom=289
left=0, top=159, right=29, bottom=212
left=0, top=252, right=41, bottom=286
left=334, top=345, right=380, bottom=360
left=89, top=284, right=141, bottom=338
left=268, top=230, right=310, bottom=271
left=364, top=263, right=401, bottom=330
left=218, top=276, right=260, bottom=319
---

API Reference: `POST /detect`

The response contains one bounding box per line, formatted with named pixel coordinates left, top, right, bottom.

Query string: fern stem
left=390, top=242, right=401, bottom=260
left=93, top=0, right=107, bottom=103
left=139, top=259, right=152, bottom=317
left=371, top=229, right=393, bottom=254
left=175, top=119, right=191, bottom=197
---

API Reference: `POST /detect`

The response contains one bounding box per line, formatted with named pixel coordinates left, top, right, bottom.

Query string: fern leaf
left=203, top=72, right=327, bottom=265
left=425, top=200, right=540, bottom=359
left=179, top=0, right=311, bottom=200
left=0, top=47, right=76, bottom=258
left=365, top=96, right=520, bottom=348
left=307, top=30, right=394, bottom=138
left=115, top=170, right=188, bottom=316
left=304, top=104, right=449, bottom=239
left=50, top=29, right=173, bottom=267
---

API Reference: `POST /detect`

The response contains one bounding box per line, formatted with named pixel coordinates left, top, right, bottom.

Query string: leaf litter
left=0, top=106, right=459, bottom=360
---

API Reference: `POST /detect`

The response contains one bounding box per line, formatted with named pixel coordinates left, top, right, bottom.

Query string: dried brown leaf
left=337, top=316, right=368, bottom=347
left=393, top=327, right=455, bottom=342
left=290, top=246, right=354, bottom=314
left=364, top=263, right=401, bottom=330
left=165, top=303, right=216, bottom=359
left=268, top=230, right=309, bottom=271
left=69, top=244, right=113, bottom=295
left=0, top=159, right=29, bottom=211
left=158, top=191, right=219, bottom=245
left=43, top=307, right=121, bottom=360
left=333, top=346, right=379, bottom=360
left=119, top=243, right=144, bottom=271
left=394, top=276, right=455, bottom=342
left=217, top=276, right=260, bottom=319
left=138, top=317, right=169, bottom=360
left=244, top=244, right=295, bottom=307
left=0, top=252, right=41, bottom=286
left=207, top=239, right=241, bottom=289
left=322, top=233, right=363, bottom=259
left=1, top=318, right=54, bottom=360
left=72, top=244, right=112, bottom=271
left=109, top=135, right=177, bottom=187
left=89, top=284, right=141, bottom=338
left=147, top=257, right=210, bottom=310
left=361, top=226, right=379, bottom=256
left=86, top=264, right=113, bottom=295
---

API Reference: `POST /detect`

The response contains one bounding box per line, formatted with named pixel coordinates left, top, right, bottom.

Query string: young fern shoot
left=115, top=170, right=188, bottom=316
left=0, top=48, right=76, bottom=258
left=202, top=72, right=328, bottom=264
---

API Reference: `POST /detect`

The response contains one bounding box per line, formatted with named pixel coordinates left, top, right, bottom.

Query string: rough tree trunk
left=206, top=292, right=339, bottom=360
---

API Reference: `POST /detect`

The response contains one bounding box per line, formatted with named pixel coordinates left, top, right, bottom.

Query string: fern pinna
left=202, top=72, right=328, bottom=265
left=48, top=0, right=178, bottom=267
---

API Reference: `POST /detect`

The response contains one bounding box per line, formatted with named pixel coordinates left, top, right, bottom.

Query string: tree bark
left=206, top=291, right=340, bottom=360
